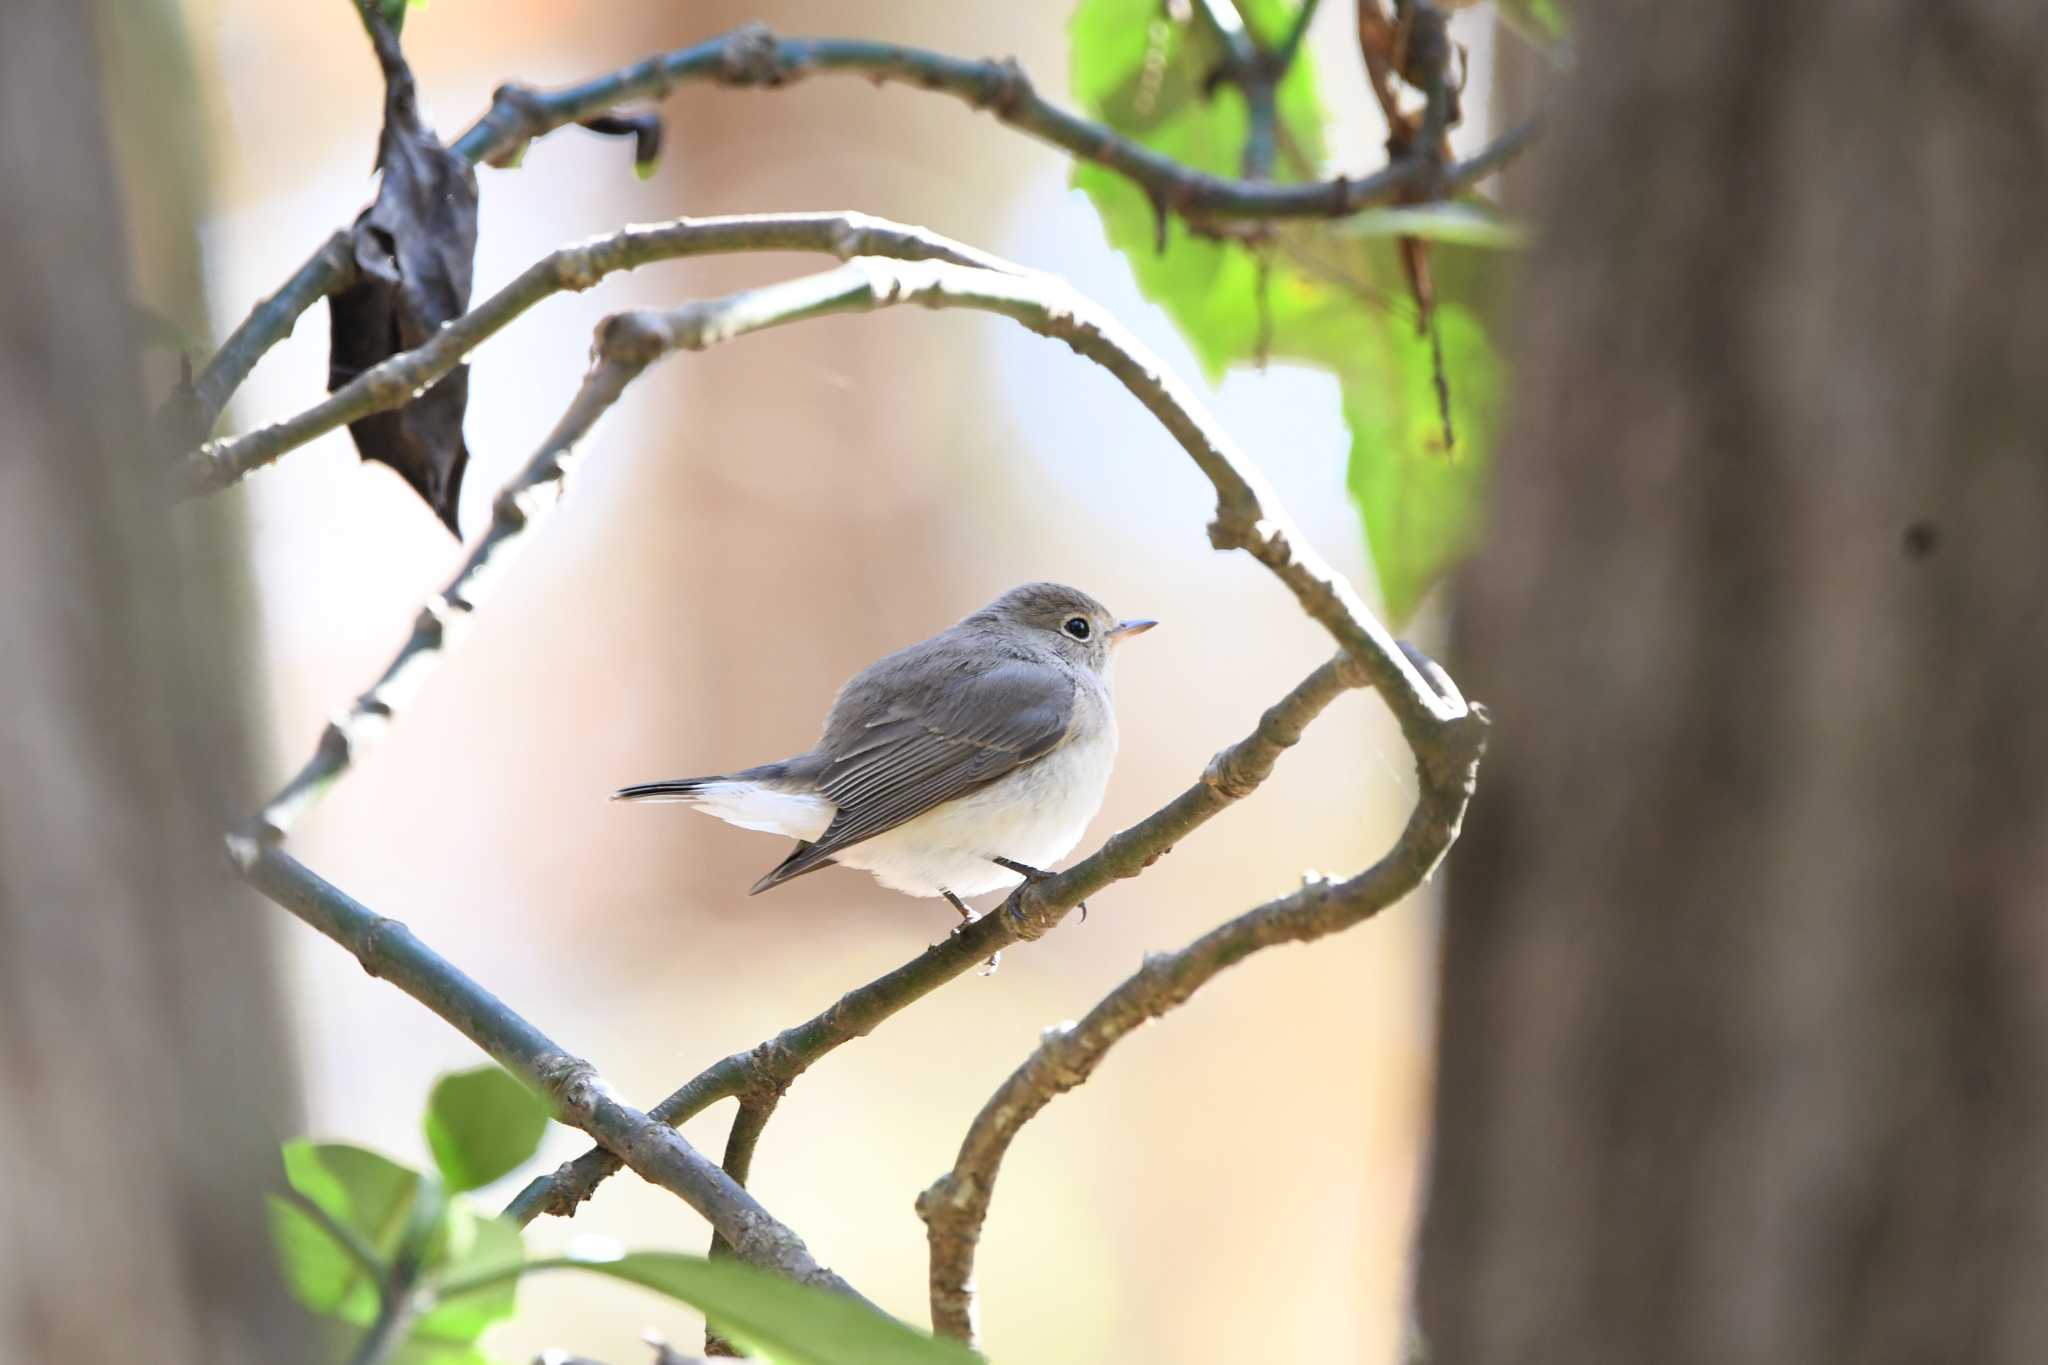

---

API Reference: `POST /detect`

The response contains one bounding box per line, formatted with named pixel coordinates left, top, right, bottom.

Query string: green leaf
left=587, top=1254, right=977, bottom=1365
left=1069, top=0, right=1327, bottom=379
left=1341, top=302, right=1502, bottom=619
left=1070, top=0, right=1510, bottom=620
left=414, top=1204, right=526, bottom=1343
left=435, top=1251, right=974, bottom=1365
left=276, top=1140, right=423, bottom=1319
left=267, top=1194, right=382, bottom=1326
left=423, top=1066, right=551, bottom=1192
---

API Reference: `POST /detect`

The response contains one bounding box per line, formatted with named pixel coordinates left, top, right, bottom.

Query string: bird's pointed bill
left=1109, top=618, right=1157, bottom=643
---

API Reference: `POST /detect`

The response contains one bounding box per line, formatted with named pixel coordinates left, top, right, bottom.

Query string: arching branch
left=505, top=653, right=1373, bottom=1224
left=918, top=651, right=1487, bottom=1344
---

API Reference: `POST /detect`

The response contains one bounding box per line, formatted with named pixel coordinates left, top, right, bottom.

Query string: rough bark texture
left=0, top=2, right=299, bottom=1361
left=1418, top=4, right=2048, bottom=1363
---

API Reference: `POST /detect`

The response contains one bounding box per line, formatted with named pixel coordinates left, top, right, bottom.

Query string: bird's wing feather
left=749, top=657, right=1075, bottom=892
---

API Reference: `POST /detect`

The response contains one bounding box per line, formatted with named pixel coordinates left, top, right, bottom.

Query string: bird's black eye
left=1063, top=616, right=1092, bottom=641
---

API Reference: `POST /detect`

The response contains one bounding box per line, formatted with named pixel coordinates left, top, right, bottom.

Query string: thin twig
left=345, top=1289, right=418, bottom=1365
left=245, top=327, right=657, bottom=842
left=235, top=842, right=870, bottom=1303
left=180, top=231, right=357, bottom=443
left=186, top=24, right=1538, bottom=435
left=1273, top=0, right=1325, bottom=75
left=917, top=652, right=1489, bottom=1345
left=709, top=1097, right=780, bottom=1255
left=180, top=213, right=1017, bottom=498
left=505, top=653, right=1371, bottom=1225
left=705, top=1097, right=781, bottom=1356
left=1195, top=0, right=1279, bottom=181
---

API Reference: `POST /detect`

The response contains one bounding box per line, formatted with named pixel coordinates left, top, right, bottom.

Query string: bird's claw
left=993, top=856, right=1087, bottom=925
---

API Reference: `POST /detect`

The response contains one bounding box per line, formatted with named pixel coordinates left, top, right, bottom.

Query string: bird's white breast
left=833, top=708, right=1118, bottom=898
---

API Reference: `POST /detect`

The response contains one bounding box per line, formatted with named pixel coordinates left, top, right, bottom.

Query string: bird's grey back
left=742, top=617, right=1098, bottom=892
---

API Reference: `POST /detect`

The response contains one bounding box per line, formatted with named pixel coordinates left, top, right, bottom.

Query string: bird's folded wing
left=757, top=659, right=1076, bottom=888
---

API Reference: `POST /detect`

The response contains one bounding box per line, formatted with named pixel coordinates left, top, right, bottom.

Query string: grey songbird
left=615, top=583, right=1155, bottom=917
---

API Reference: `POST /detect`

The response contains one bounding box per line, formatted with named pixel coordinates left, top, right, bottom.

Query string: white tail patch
left=658, top=781, right=834, bottom=841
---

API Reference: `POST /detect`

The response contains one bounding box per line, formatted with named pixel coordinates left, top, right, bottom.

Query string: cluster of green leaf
left=1068, top=0, right=1521, bottom=620
left=269, top=1066, right=970, bottom=1365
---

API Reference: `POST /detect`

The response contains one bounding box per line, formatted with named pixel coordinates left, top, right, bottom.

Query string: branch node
left=1202, top=748, right=1260, bottom=800
left=718, top=24, right=788, bottom=87
left=481, top=83, right=549, bottom=168
left=353, top=915, right=404, bottom=980
left=533, top=1052, right=607, bottom=1122
left=595, top=311, right=673, bottom=366
left=552, top=246, right=605, bottom=293
left=973, top=57, right=1034, bottom=119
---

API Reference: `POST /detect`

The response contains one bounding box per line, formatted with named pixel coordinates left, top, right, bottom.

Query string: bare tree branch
left=705, top=1097, right=781, bottom=1356
left=1194, top=0, right=1280, bottom=180
left=183, top=24, right=1536, bottom=438
left=234, top=841, right=869, bottom=1303
left=454, top=26, right=1529, bottom=220
left=242, top=239, right=1458, bottom=854
left=505, top=653, right=1372, bottom=1225
left=179, top=213, right=1016, bottom=498
left=918, top=656, right=1489, bottom=1344
left=175, top=230, right=356, bottom=444
left=1272, top=0, right=1325, bottom=76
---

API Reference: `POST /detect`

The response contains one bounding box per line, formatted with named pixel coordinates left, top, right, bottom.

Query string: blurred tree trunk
left=0, top=3, right=299, bottom=1361
left=1419, top=4, right=2048, bottom=1363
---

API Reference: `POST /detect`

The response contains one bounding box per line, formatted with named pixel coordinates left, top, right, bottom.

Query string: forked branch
left=180, top=23, right=1535, bottom=442
left=235, top=842, right=866, bottom=1302
left=918, top=649, right=1487, bottom=1344
left=506, top=652, right=1375, bottom=1224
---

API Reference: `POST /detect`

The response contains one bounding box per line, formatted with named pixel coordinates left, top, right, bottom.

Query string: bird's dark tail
left=612, top=777, right=718, bottom=801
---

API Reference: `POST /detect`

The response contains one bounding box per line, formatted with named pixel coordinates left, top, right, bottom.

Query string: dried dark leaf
left=328, top=6, right=478, bottom=536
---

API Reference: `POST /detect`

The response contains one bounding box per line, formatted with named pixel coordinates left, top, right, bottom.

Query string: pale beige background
left=181, top=2, right=1502, bottom=1359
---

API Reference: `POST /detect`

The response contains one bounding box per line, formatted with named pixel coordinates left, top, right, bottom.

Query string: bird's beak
left=1109, top=618, right=1158, bottom=645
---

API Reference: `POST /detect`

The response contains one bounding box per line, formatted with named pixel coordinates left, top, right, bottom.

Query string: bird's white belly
left=834, top=724, right=1118, bottom=898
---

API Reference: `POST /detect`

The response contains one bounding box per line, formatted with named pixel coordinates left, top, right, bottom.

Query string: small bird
left=615, top=582, right=1155, bottom=918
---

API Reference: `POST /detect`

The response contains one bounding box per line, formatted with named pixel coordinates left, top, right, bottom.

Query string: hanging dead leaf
left=327, top=5, right=478, bottom=535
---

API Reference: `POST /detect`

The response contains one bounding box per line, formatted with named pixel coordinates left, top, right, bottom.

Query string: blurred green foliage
left=1068, top=0, right=1517, bottom=620
left=268, top=1065, right=968, bottom=1364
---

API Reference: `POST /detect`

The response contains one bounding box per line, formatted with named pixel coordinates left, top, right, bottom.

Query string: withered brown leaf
left=328, top=6, right=478, bottom=535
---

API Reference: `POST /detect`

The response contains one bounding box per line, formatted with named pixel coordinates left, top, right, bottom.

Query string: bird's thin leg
left=943, top=888, right=1002, bottom=973
left=991, top=856, right=1088, bottom=923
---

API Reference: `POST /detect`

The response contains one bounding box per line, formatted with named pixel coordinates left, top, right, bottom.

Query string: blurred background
left=14, top=4, right=2042, bottom=1363
left=176, top=2, right=1507, bottom=1361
